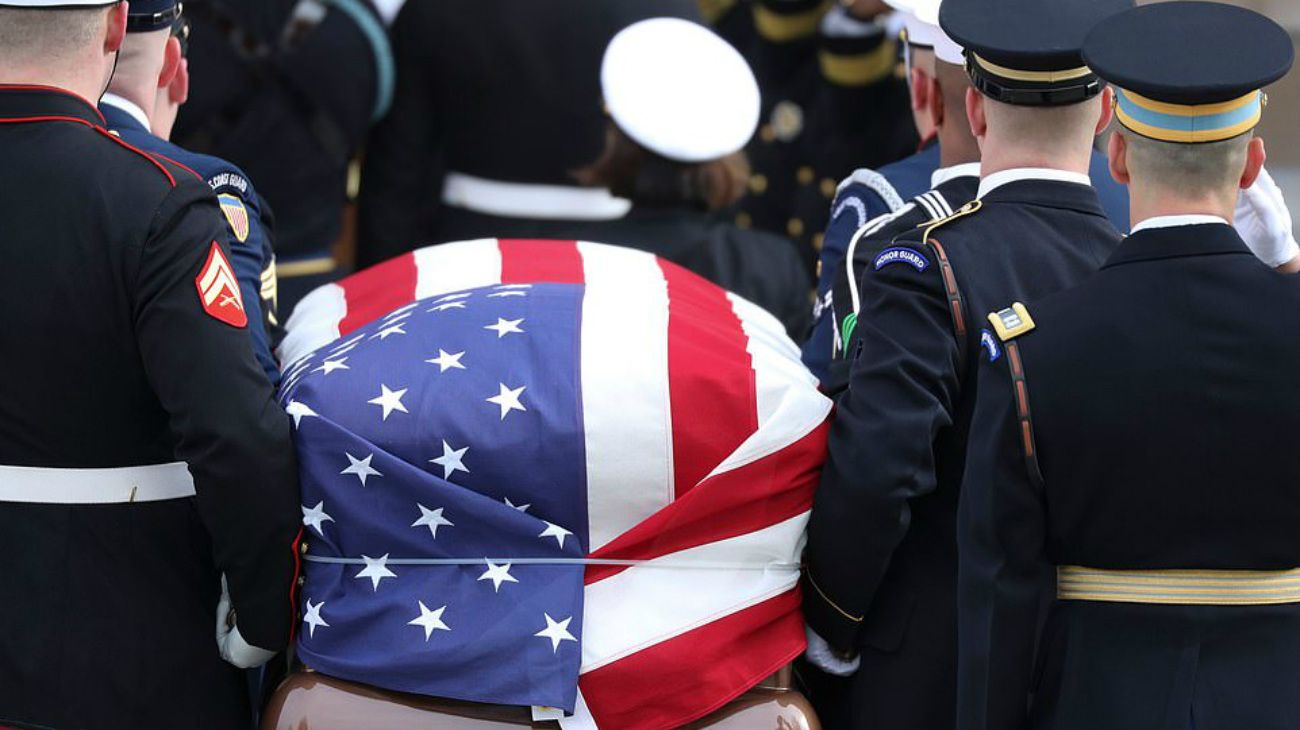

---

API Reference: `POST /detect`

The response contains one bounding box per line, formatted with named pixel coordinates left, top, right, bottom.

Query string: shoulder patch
left=874, top=246, right=930, bottom=273
left=207, top=172, right=250, bottom=195
left=980, top=329, right=1002, bottom=362
left=987, top=303, right=1035, bottom=342
left=195, top=242, right=248, bottom=328
left=836, top=168, right=906, bottom=213
left=218, top=193, right=251, bottom=243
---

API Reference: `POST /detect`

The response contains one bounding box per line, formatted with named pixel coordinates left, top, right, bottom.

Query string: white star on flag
left=425, top=349, right=466, bottom=372
left=385, top=301, right=419, bottom=319
left=372, top=323, right=407, bottom=340
left=340, top=452, right=382, bottom=486
left=430, top=440, right=469, bottom=479
left=487, top=291, right=527, bottom=298
left=428, top=301, right=467, bottom=312
left=495, top=284, right=532, bottom=290
left=539, top=521, right=572, bottom=549
left=486, top=383, right=527, bottom=420
left=355, top=554, right=397, bottom=591
left=412, top=504, right=454, bottom=538
left=477, top=560, right=519, bottom=592
left=434, top=292, right=473, bottom=303
left=314, top=357, right=350, bottom=375
left=286, top=400, right=318, bottom=429
left=408, top=601, right=451, bottom=641
left=535, top=613, right=577, bottom=653
left=504, top=497, right=530, bottom=512
left=484, top=317, right=525, bottom=338
left=368, top=384, right=409, bottom=421
left=302, top=501, right=334, bottom=535
left=303, top=598, right=329, bottom=638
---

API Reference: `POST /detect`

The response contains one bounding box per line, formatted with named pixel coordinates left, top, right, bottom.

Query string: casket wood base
left=261, top=667, right=820, bottom=730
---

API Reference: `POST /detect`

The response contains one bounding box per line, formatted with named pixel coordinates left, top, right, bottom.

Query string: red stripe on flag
left=585, top=420, right=828, bottom=584
left=338, top=253, right=418, bottom=335
left=579, top=588, right=806, bottom=730
left=498, top=239, right=585, bottom=284
left=659, top=260, right=758, bottom=498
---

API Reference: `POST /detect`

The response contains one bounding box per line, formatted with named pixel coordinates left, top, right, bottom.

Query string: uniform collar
left=1104, top=221, right=1251, bottom=269
left=1130, top=214, right=1230, bottom=234
left=977, top=167, right=1092, bottom=199
left=931, top=162, right=981, bottom=188
left=0, top=84, right=105, bottom=126
left=100, top=93, right=151, bottom=133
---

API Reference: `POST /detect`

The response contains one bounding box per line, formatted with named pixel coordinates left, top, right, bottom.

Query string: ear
left=1108, top=130, right=1130, bottom=186
left=927, top=76, right=945, bottom=130
left=159, top=36, right=183, bottom=89
left=909, top=66, right=932, bottom=113
left=965, top=88, right=987, bottom=143
left=1094, top=86, right=1115, bottom=137
left=105, top=1, right=129, bottom=55
left=1240, top=136, right=1266, bottom=190
left=169, top=57, right=191, bottom=107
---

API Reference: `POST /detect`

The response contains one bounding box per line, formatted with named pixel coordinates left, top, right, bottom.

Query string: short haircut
left=0, top=6, right=109, bottom=64
left=1122, top=130, right=1251, bottom=198
left=934, top=60, right=971, bottom=127
left=983, top=93, right=1104, bottom=158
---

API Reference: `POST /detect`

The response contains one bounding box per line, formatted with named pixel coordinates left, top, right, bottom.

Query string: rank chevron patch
left=195, top=241, right=248, bottom=328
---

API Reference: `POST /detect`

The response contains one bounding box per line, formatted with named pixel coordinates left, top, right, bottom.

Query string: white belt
left=441, top=171, right=632, bottom=221
left=0, top=462, right=197, bottom=504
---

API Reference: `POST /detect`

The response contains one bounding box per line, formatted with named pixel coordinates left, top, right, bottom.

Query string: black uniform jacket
left=823, top=173, right=980, bottom=395
left=958, top=222, right=1300, bottom=730
left=0, top=87, right=300, bottom=730
left=560, top=207, right=812, bottom=336
left=355, top=0, right=700, bottom=267
left=803, top=176, right=1121, bottom=730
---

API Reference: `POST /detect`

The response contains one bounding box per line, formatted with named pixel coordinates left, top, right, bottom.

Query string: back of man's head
left=932, top=60, right=977, bottom=165
left=971, top=90, right=1109, bottom=174
left=1116, top=130, right=1257, bottom=214
left=0, top=7, right=107, bottom=68
left=108, top=28, right=174, bottom=111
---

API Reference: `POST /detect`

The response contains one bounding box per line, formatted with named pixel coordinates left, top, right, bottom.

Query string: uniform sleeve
left=132, top=185, right=301, bottom=651
left=956, top=342, right=1049, bottom=730
left=220, top=187, right=281, bottom=385
left=801, top=184, right=895, bottom=386
left=803, top=237, right=963, bottom=649
left=356, top=1, right=444, bottom=269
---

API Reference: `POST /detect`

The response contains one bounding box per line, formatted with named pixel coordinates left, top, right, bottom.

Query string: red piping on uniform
left=149, top=151, right=203, bottom=181
left=0, top=84, right=107, bottom=124
left=287, top=527, right=305, bottom=643
left=0, top=115, right=95, bottom=128
left=92, top=127, right=177, bottom=187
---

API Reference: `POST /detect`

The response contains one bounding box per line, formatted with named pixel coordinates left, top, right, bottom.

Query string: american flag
left=278, top=240, right=830, bottom=729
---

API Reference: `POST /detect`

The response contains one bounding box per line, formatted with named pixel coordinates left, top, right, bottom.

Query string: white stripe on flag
left=279, top=282, right=347, bottom=367
left=576, top=242, right=675, bottom=551
left=579, top=512, right=807, bottom=673
left=412, top=239, right=503, bottom=299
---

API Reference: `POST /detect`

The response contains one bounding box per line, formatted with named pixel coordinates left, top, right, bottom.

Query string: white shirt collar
left=931, top=162, right=981, bottom=188
left=1130, top=214, right=1230, bottom=234
left=977, top=167, right=1092, bottom=199
left=100, top=93, right=151, bottom=132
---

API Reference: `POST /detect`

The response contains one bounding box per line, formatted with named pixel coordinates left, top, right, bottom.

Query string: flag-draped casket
left=277, top=240, right=831, bottom=729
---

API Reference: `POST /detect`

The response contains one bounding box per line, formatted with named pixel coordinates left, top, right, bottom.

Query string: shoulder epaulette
left=916, top=198, right=982, bottom=243
left=836, top=168, right=906, bottom=214
left=987, top=302, right=1036, bottom=342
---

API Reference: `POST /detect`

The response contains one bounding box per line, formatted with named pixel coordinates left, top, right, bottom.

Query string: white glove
left=1235, top=168, right=1300, bottom=269
left=804, top=624, right=861, bottom=677
left=216, top=574, right=277, bottom=669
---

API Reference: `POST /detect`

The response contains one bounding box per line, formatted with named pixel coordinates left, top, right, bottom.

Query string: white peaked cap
left=0, top=0, right=119, bottom=5
left=891, top=0, right=964, bottom=66
left=602, top=17, right=761, bottom=163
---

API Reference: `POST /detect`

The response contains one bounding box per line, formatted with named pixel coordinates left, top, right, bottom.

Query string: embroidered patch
left=873, top=247, right=930, bottom=272
left=980, top=329, right=1001, bottom=363
left=218, top=193, right=251, bottom=243
left=195, top=241, right=248, bottom=328
left=840, top=312, right=859, bottom=353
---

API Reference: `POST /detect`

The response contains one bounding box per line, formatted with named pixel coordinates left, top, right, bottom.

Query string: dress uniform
left=101, top=0, right=281, bottom=384
left=724, top=0, right=918, bottom=273
left=354, top=0, right=700, bottom=270
left=0, top=6, right=300, bottom=728
left=958, top=5, right=1298, bottom=729
left=174, top=0, right=390, bottom=311
left=800, top=0, right=1133, bottom=386
left=800, top=0, right=1131, bottom=727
